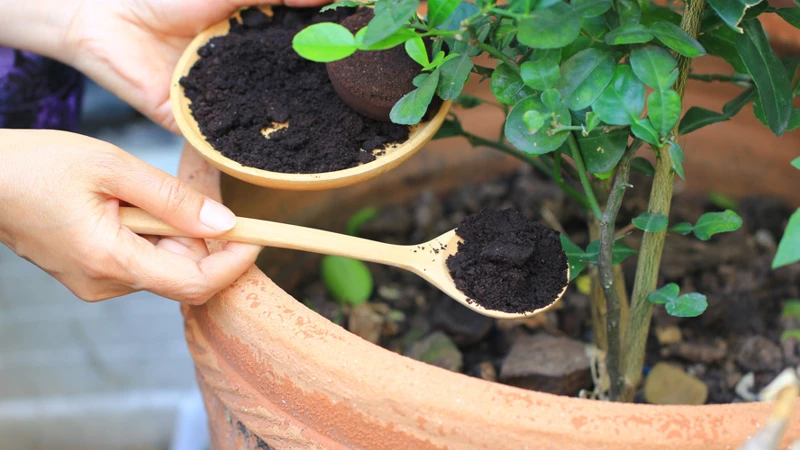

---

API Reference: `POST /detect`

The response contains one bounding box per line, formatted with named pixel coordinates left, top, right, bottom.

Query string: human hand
left=61, top=0, right=332, bottom=132
left=0, top=129, right=262, bottom=304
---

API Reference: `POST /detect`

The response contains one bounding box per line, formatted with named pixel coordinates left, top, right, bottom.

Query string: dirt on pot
left=179, top=6, right=411, bottom=174
left=289, top=164, right=800, bottom=404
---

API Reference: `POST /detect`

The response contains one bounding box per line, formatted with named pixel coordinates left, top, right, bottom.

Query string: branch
left=566, top=133, right=603, bottom=219
left=478, top=42, right=520, bottom=74
left=688, top=72, right=752, bottom=83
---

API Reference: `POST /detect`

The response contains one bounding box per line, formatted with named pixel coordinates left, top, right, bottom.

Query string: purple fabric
left=0, top=46, right=83, bottom=131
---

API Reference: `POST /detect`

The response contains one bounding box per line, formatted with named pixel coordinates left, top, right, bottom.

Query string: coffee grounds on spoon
left=446, top=209, right=569, bottom=314
left=179, top=6, right=410, bottom=174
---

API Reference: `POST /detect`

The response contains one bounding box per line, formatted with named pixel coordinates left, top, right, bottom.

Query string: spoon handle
left=118, top=207, right=418, bottom=269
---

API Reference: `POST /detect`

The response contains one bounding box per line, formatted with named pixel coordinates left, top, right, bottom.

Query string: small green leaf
left=556, top=48, right=616, bottom=110
left=735, top=18, right=793, bottom=135
left=781, top=299, right=800, bottom=320
left=591, top=65, right=645, bottom=125
left=693, top=209, right=743, bottom=241
left=782, top=329, right=800, bottom=342
left=604, top=24, right=653, bottom=45
left=698, top=25, right=748, bottom=74
left=517, top=3, right=581, bottom=49
left=650, top=21, right=706, bottom=57
left=631, top=157, right=655, bottom=176
left=669, top=222, right=694, bottom=235
left=772, top=208, right=800, bottom=269
left=573, top=0, right=612, bottom=18
left=491, top=63, right=536, bottom=106
left=390, top=68, right=440, bottom=125
left=292, top=23, right=357, bottom=62
left=405, top=36, right=429, bottom=67
left=678, top=107, right=730, bottom=135
left=505, top=92, right=572, bottom=155
left=346, top=207, right=379, bottom=236
left=583, top=240, right=638, bottom=265
left=453, top=94, right=483, bottom=109
left=585, top=111, right=601, bottom=133
left=321, top=0, right=376, bottom=11
left=362, top=0, right=421, bottom=46
left=630, top=45, right=678, bottom=91
left=560, top=234, right=587, bottom=280
left=412, top=73, right=428, bottom=87
left=321, top=256, right=374, bottom=305
left=792, top=156, right=800, bottom=170
left=632, top=212, right=669, bottom=232
left=437, top=43, right=474, bottom=99
left=436, top=1, right=478, bottom=31
left=631, top=118, right=660, bottom=146
left=354, top=26, right=417, bottom=51
left=577, top=126, right=629, bottom=174
left=424, top=52, right=459, bottom=71
left=722, top=86, right=756, bottom=117
left=433, top=117, right=463, bottom=139
left=647, top=89, right=681, bottom=136
left=520, top=56, right=561, bottom=91
left=668, top=141, right=685, bottom=179
left=615, top=0, right=642, bottom=26
left=708, top=191, right=739, bottom=210
left=777, top=8, right=800, bottom=29
left=707, top=0, right=764, bottom=33
left=648, top=283, right=679, bottom=304
left=666, top=293, right=708, bottom=317
left=640, top=4, right=682, bottom=27
left=427, top=0, right=461, bottom=28
left=523, top=110, right=546, bottom=133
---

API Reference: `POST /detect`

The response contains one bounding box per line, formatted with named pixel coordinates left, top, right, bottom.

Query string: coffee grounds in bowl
left=179, top=6, right=410, bottom=174
left=446, top=208, right=569, bottom=314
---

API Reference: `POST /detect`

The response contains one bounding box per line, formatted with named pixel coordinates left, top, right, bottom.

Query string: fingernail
left=199, top=199, right=236, bottom=231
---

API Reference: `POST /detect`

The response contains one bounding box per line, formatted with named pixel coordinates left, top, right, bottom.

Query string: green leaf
left=668, top=141, right=685, bottom=179
left=560, top=234, right=587, bottom=280
left=631, top=118, right=660, bottom=146
left=321, top=0, right=376, bottom=11
left=666, top=293, right=708, bottom=317
left=679, top=107, right=730, bottom=135
left=792, top=156, right=800, bottom=170
left=583, top=240, right=638, bottom=265
left=292, top=23, right=357, bottom=62
left=492, top=63, right=536, bottom=106
left=782, top=329, right=800, bottom=342
left=585, top=111, right=601, bottom=133
left=669, top=222, right=694, bottom=235
left=453, top=94, right=483, bottom=109
left=321, top=256, right=374, bottom=305
left=592, top=65, right=645, bottom=125
left=615, top=0, right=642, bottom=26
left=412, top=73, right=428, bottom=87
left=432, top=117, right=463, bottom=139
left=632, top=212, right=669, bottom=232
left=505, top=92, right=571, bottom=155
left=630, top=45, right=678, bottom=91
left=647, top=89, right=681, bottom=136
left=422, top=51, right=458, bottom=71
left=520, top=56, right=561, bottom=91
left=437, top=43, right=475, bottom=99
left=773, top=208, right=800, bottom=269
left=777, top=8, right=800, bottom=29
left=522, top=110, right=546, bottom=133
left=650, top=21, right=707, bottom=57
left=604, top=24, right=653, bottom=45
left=693, top=209, right=743, bottom=241
left=577, top=127, right=629, bottom=173
left=518, top=3, right=581, bottom=49
left=427, top=0, right=461, bottom=28
left=362, top=0, right=421, bottom=46
left=345, top=207, right=379, bottom=236
left=722, top=86, right=757, bottom=117
left=789, top=108, right=800, bottom=132
left=708, top=191, right=739, bottom=211
left=354, top=26, right=417, bottom=51
left=782, top=299, right=800, bottom=320
left=405, top=36, right=429, bottom=67
left=707, top=0, right=764, bottom=33
left=390, top=68, right=440, bottom=124
left=631, top=157, right=655, bottom=176
left=648, top=283, right=679, bottom=304
left=735, top=19, right=793, bottom=136
left=573, top=0, right=612, bottom=18
left=698, top=26, right=748, bottom=74
left=640, top=4, right=682, bottom=27
left=556, top=48, right=616, bottom=110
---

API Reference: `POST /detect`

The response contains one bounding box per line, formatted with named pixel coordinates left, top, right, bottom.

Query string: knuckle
left=181, top=280, right=215, bottom=305
left=157, top=177, right=193, bottom=215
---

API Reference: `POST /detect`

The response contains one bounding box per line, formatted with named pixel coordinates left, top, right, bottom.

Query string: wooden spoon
left=170, top=5, right=451, bottom=191
left=119, top=207, right=568, bottom=319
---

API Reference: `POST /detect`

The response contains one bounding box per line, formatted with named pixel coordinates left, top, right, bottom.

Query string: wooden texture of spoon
left=119, top=207, right=567, bottom=319
left=170, top=5, right=451, bottom=191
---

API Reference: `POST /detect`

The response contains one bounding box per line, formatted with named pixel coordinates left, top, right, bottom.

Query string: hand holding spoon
left=119, top=207, right=567, bottom=319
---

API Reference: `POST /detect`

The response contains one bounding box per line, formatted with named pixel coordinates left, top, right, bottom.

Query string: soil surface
left=287, top=165, right=800, bottom=404
left=180, top=6, right=410, bottom=174
left=446, top=208, right=569, bottom=314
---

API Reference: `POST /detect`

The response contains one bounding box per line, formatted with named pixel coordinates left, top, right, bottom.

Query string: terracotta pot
left=174, top=11, right=800, bottom=450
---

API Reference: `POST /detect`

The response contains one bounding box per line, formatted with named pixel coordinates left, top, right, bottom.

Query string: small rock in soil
left=467, top=361, right=498, bottom=382
left=754, top=229, right=777, bottom=252
left=735, top=335, right=784, bottom=372
left=655, top=326, right=682, bottom=345
left=661, top=341, right=727, bottom=364
left=348, top=303, right=389, bottom=344
left=499, top=333, right=591, bottom=396
left=430, top=299, right=493, bottom=346
left=644, top=362, right=708, bottom=405
left=405, top=331, right=463, bottom=372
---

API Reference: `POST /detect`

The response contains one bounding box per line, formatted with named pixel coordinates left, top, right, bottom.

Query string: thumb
left=99, top=151, right=236, bottom=237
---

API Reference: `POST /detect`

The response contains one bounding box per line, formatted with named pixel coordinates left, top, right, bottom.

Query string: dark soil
left=446, top=208, right=569, bottom=314
left=326, top=9, right=422, bottom=122
left=287, top=165, right=800, bottom=404
left=179, top=6, right=410, bottom=174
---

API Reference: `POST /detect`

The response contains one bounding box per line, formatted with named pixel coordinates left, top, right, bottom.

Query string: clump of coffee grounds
left=446, top=209, right=569, bottom=314
left=179, top=6, right=410, bottom=174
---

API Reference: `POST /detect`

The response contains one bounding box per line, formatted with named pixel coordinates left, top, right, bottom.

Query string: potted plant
left=173, top=0, right=800, bottom=448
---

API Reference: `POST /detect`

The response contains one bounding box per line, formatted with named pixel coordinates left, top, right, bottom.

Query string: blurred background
left=0, top=77, right=209, bottom=450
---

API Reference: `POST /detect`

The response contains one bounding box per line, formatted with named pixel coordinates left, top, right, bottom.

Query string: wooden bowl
left=169, top=6, right=451, bottom=191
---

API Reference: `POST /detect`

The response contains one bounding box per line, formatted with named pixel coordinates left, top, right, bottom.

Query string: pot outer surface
left=180, top=26, right=800, bottom=450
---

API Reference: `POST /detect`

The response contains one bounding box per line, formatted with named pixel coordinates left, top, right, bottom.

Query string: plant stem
left=478, top=43, right=520, bottom=74
left=688, top=72, right=752, bottom=83
left=551, top=126, right=585, bottom=134
left=598, top=140, right=642, bottom=400
left=620, top=0, right=707, bottom=402
left=566, top=133, right=603, bottom=219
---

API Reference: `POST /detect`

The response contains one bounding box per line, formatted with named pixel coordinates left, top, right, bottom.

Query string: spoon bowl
left=119, top=207, right=568, bottom=319
left=170, top=6, right=451, bottom=191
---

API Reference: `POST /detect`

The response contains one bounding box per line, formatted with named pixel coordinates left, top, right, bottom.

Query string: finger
left=98, top=152, right=237, bottom=238
left=155, top=237, right=210, bottom=262
left=282, top=0, right=334, bottom=6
